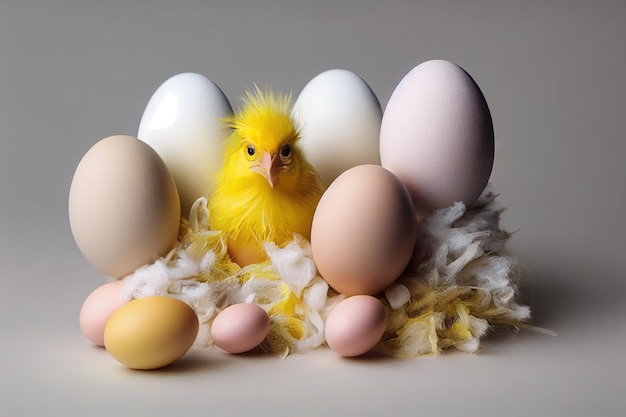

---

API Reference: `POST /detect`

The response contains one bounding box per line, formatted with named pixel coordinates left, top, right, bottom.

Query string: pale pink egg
left=311, top=164, right=417, bottom=296
left=380, top=60, right=494, bottom=214
left=211, top=303, right=270, bottom=354
left=79, top=280, right=128, bottom=346
left=325, top=295, right=387, bottom=357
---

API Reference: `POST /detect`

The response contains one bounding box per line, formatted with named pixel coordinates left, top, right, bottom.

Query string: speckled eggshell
left=380, top=60, right=494, bottom=216
left=68, top=135, right=181, bottom=278
left=311, top=164, right=417, bottom=296
left=211, top=303, right=270, bottom=354
left=325, top=295, right=387, bottom=357
left=292, top=69, right=382, bottom=187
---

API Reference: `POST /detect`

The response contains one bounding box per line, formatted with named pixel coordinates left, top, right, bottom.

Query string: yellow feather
left=208, top=87, right=324, bottom=266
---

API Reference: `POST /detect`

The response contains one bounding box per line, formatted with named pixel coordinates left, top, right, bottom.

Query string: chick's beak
left=251, top=151, right=280, bottom=188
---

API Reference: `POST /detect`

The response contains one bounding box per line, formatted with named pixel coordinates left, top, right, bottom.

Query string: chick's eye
left=246, top=145, right=255, bottom=156
left=280, top=144, right=291, bottom=158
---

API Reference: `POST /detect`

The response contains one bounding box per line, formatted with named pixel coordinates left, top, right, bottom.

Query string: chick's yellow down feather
left=208, top=88, right=324, bottom=267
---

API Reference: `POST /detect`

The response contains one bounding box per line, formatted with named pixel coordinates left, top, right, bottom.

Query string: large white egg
left=69, top=135, right=181, bottom=278
left=292, top=69, right=382, bottom=187
left=138, top=72, right=233, bottom=219
left=380, top=60, right=494, bottom=216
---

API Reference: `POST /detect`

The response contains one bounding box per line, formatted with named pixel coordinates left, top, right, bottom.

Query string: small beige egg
left=311, top=165, right=417, bottom=296
left=79, top=280, right=128, bottom=347
left=211, top=303, right=270, bottom=354
left=104, top=296, right=199, bottom=370
left=68, top=135, right=181, bottom=278
left=325, top=295, right=387, bottom=357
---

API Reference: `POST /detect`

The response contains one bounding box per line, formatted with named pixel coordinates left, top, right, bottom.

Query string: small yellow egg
left=104, top=296, right=198, bottom=370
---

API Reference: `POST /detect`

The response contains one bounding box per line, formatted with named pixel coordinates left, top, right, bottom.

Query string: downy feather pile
left=119, top=185, right=531, bottom=357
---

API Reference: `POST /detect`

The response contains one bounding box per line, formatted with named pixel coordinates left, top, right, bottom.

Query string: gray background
left=1, top=1, right=625, bottom=416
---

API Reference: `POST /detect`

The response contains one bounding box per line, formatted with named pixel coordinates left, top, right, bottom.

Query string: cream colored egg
left=138, top=72, right=233, bottom=219
left=311, top=165, right=417, bottom=296
left=380, top=60, right=494, bottom=216
left=211, top=303, right=270, bottom=354
left=104, top=296, right=199, bottom=370
left=325, top=295, right=387, bottom=357
left=292, top=69, right=382, bottom=187
left=68, top=135, right=180, bottom=278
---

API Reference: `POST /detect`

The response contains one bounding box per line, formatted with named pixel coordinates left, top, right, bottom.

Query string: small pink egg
left=325, top=295, right=387, bottom=357
left=79, top=280, right=128, bottom=346
left=211, top=303, right=270, bottom=354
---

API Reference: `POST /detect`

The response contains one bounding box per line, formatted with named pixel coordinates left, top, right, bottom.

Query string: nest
left=119, top=185, right=530, bottom=358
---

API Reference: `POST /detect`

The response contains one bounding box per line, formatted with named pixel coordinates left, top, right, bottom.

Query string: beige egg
left=211, top=303, right=270, bottom=354
left=104, top=296, right=199, bottom=370
left=68, top=135, right=181, bottom=278
left=79, top=280, right=128, bottom=347
left=311, top=165, right=417, bottom=296
left=325, top=295, right=387, bottom=357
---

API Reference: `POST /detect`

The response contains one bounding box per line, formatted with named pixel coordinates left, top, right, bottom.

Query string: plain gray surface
left=1, top=1, right=625, bottom=416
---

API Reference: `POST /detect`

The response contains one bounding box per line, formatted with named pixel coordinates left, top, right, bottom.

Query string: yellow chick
left=208, top=87, right=324, bottom=267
